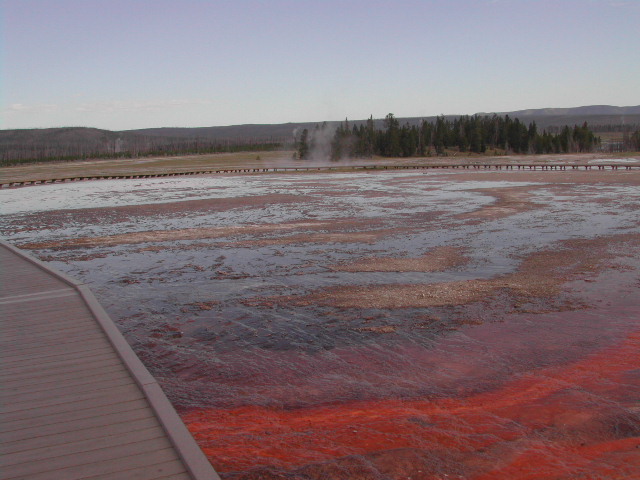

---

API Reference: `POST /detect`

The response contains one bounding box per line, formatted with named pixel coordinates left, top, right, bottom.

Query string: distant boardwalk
left=2, top=161, right=640, bottom=188
left=0, top=242, right=219, bottom=480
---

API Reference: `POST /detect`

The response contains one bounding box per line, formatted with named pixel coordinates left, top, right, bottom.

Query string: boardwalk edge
left=0, top=240, right=221, bottom=480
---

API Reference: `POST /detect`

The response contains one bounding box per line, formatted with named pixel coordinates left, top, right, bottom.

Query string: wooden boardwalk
left=0, top=241, right=220, bottom=480
left=2, top=161, right=640, bottom=188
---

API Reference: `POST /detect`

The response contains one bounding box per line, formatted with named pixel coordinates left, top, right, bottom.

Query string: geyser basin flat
left=1, top=168, right=639, bottom=479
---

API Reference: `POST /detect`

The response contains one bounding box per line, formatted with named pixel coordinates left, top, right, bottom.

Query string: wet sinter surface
left=1, top=169, right=639, bottom=479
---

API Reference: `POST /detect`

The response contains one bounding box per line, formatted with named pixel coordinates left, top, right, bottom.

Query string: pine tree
left=297, top=128, right=309, bottom=159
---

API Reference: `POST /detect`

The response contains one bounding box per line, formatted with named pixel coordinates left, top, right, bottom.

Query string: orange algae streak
left=183, top=329, right=640, bottom=476
left=473, top=437, right=640, bottom=480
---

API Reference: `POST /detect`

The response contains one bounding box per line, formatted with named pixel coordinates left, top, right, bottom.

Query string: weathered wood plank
left=158, top=473, right=193, bottom=480
left=0, top=292, right=76, bottom=309
left=0, top=356, right=125, bottom=384
left=87, top=460, right=189, bottom=480
left=0, top=362, right=128, bottom=391
left=3, top=425, right=167, bottom=467
left=1, top=306, right=92, bottom=327
left=0, top=397, right=148, bottom=434
left=1, top=416, right=159, bottom=456
left=0, top=383, right=143, bottom=423
left=1, top=374, right=135, bottom=404
left=0, top=344, right=114, bottom=368
left=3, top=406, right=154, bottom=443
left=0, top=383, right=144, bottom=415
left=152, top=473, right=193, bottom=480
left=0, top=320, right=103, bottom=341
left=1, top=308, right=83, bottom=325
left=1, top=318, right=98, bottom=337
left=5, top=448, right=183, bottom=480
left=0, top=297, right=88, bottom=313
left=0, top=351, right=116, bottom=376
left=0, top=333, right=109, bottom=356
left=3, top=436, right=175, bottom=478
left=1, top=365, right=128, bottom=396
left=0, top=253, right=70, bottom=295
left=0, top=337, right=109, bottom=360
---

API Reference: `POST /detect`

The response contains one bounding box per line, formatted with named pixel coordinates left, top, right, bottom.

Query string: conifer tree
left=297, top=128, right=309, bottom=159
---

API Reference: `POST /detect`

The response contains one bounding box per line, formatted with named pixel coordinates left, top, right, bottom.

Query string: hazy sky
left=1, top=0, right=638, bottom=130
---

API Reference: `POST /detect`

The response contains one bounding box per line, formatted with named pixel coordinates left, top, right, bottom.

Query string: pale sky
left=1, top=0, right=639, bottom=131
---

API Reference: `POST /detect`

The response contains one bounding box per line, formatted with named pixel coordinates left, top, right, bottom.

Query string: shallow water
left=1, top=169, right=639, bottom=479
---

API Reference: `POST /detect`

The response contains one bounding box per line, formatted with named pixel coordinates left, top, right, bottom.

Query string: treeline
left=1, top=142, right=282, bottom=166
left=624, top=130, right=640, bottom=151
left=554, top=123, right=638, bottom=134
left=296, top=114, right=604, bottom=160
left=549, top=123, right=640, bottom=153
left=0, top=127, right=284, bottom=166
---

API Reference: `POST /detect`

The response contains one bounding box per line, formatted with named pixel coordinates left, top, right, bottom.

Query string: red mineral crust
left=183, top=318, right=640, bottom=479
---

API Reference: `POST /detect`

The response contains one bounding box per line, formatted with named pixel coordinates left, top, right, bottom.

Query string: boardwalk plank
left=4, top=436, right=175, bottom=478
left=0, top=356, right=125, bottom=384
left=1, top=308, right=87, bottom=323
left=2, top=366, right=129, bottom=397
left=3, top=425, right=167, bottom=467
left=0, top=382, right=144, bottom=415
left=0, top=263, right=69, bottom=296
left=153, top=474, right=192, bottom=480
left=0, top=397, right=147, bottom=434
left=0, top=383, right=144, bottom=423
left=1, top=416, right=159, bottom=456
left=0, top=337, right=110, bottom=360
left=1, top=362, right=128, bottom=391
left=157, top=474, right=193, bottom=480
left=0, top=351, right=115, bottom=376
left=1, top=311, right=86, bottom=330
left=1, top=294, right=86, bottom=313
left=0, top=345, right=114, bottom=368
left=5, top=448, right=183, bottom=480
left=0, top=322, right=104, bottom=343
left=85, top=460, right=188, bottom=480
left=1, top=316, right=95, bottom=336
left=1, top=374, right=135, bottom=404
left=3, top=406, right=154, bottom=443
left=1, top=308, right=90, bottom=326
left=0, top=331, right=108, bottom=353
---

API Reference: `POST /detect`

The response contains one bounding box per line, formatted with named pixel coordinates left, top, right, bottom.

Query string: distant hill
left=2, top=105, right=639, bottom=164
left=480, top=105, right=640, bottom=117
left=126, top=105, right=640, bottom=141
left=474, top=105, right=640, bottom=131
left=131, top=124, right=302, bottom=141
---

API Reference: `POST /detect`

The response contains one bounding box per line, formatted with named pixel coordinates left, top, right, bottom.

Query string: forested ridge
left=0, top=128, right=284, bottom=166
left=2, top=107, right=640, bottom=166
left=295, top=114, right=628, bottom=161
